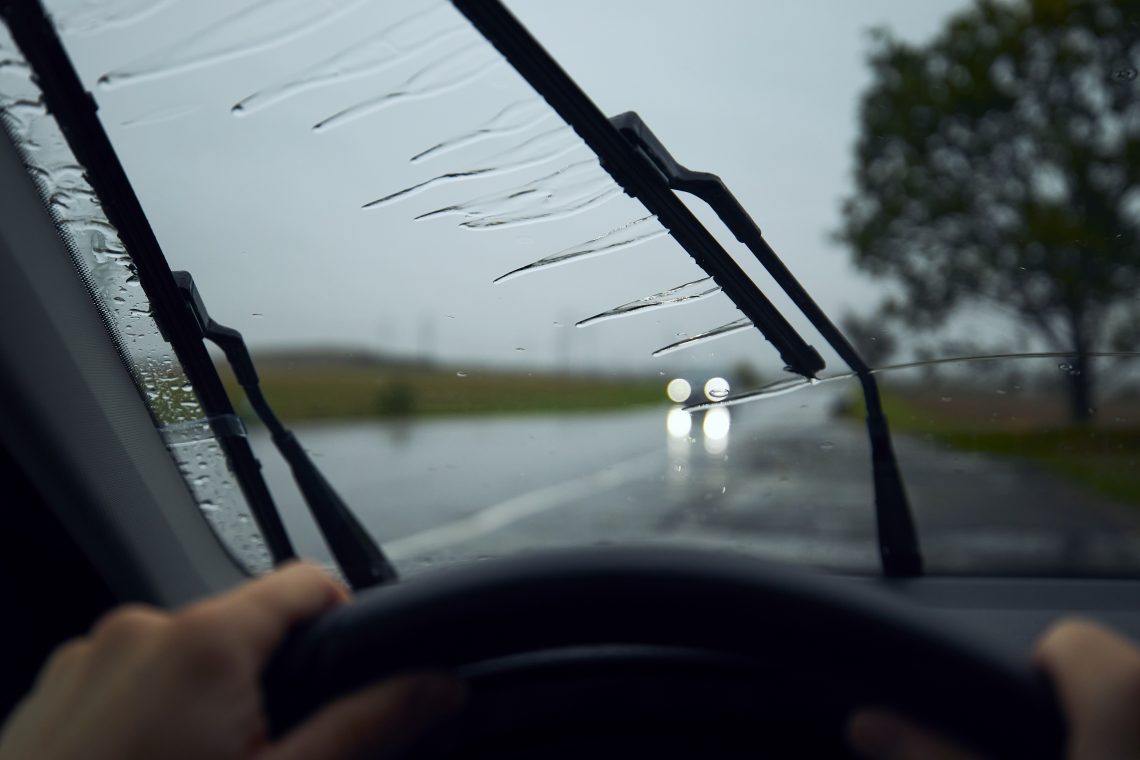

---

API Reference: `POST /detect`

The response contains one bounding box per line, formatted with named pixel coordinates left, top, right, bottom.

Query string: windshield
left=16, top=0, right=1140, bottom=577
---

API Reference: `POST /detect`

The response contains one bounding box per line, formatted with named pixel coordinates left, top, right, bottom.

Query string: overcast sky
left=49, top=0, right=972, bottom=379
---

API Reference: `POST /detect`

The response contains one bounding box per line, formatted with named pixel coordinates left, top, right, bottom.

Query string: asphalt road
left=250, top=382, right=1140, bottom=577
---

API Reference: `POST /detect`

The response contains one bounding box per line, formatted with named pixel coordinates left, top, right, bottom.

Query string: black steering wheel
left=264, top=547, right=1065, bottom=758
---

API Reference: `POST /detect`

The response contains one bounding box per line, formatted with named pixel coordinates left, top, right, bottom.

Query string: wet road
left=251, top=382, right=1140, bottom=576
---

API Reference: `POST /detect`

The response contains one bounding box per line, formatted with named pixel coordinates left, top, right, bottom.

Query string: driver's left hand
left=0, top=560, right=465, bottom=760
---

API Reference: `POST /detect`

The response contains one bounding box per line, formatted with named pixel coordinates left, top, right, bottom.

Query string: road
left=249, top=382, right=1140, bottom=577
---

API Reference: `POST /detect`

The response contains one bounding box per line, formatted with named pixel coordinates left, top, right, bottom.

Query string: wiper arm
left=452, top=0, right=922, bottom=576
left=611, top=113, right=922, bottom=577
left=174, top=272, right=397, bottom=590
left=0, top=0, right=301, bottom=568
left=448, top=2, right=822, bottom=380
left=0, top=0, right=396, bottom=589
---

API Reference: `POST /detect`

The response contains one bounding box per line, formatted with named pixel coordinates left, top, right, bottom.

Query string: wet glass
left=0, top=18, right=271, bottom=574
left=34, top=0, right=1140, bottom=577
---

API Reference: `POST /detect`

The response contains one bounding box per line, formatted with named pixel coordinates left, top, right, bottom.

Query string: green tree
left=838, top=0, right=1140, bottom=421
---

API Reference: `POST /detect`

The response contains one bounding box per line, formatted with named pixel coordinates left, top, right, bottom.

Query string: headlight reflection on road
left=702, top=406, right=731, bottom=455
left=666, top=406, right=693, bottom=438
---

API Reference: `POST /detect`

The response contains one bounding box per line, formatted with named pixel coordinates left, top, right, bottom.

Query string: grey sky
left=51, top=0, right=971, bottom=379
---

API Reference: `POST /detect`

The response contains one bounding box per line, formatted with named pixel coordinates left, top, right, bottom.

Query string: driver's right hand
left=848, top=618, right=1140, bottom=760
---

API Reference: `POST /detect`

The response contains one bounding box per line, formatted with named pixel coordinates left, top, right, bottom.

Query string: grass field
left=868, top=389, right=1140, bottom=507
left=218, top=360, right=665, bottom=422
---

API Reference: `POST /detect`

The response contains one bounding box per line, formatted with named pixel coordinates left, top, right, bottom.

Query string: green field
left=218, top=360, right=665, bottom=422
left=864, top=389, right=1140, bottom=507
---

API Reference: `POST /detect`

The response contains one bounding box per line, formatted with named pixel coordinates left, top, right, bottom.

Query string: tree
left=838, top=0, right=1140, bottom=422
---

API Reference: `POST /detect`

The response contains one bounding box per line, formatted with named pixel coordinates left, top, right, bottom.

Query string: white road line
left=383, top=449, right=664, bottom=560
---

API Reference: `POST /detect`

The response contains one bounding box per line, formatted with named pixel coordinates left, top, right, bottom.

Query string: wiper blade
left=174, top=272, right=397, bottom=589
left=0, top=0, right=394, bottom=588
left=610, top=113, right=921, bottom=577
left=452, top=0, right=922, bottom=576
left=449, top=2, right=823, bottom=380
left=0, top=0, right=297, bottom=569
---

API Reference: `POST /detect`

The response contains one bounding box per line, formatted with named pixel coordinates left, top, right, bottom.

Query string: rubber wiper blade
left=451, top=0, right=922, bottom=576
left=0, top=0, right=297, bottom=568
left=174, top=272, right=397, bottom=590
left=0, top=0, right=394, bottom=588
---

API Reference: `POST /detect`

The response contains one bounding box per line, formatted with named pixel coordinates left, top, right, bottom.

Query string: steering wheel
left=264, top=546, right=1065, bottom=758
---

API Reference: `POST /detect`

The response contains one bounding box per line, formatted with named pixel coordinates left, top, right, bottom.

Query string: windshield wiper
left=452, top=0, right=923, bottom=576
left=1, top=0, right=394, bottom=589
left=174, top=272, right=397, bottom=589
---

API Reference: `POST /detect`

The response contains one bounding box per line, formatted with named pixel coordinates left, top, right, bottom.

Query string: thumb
left=259, top=674, right=465, bottom=760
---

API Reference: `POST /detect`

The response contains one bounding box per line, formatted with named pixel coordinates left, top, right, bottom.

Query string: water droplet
left=940, top=396, right=953, bottom=402
left=99, top=0, right=372, bottom=90
left=315, top=40, right=503, bottom=132
left=455, top=371, right=468, bottom=377
left=653, top=319, right=752, bottom=357
left=1113, top=67, right=1138, bottom=81
left=819, top=441, right=835, bottom=451
left=576, top=276, right=720, bottom=328
left=995, top=389, right=1007, bottom=395
left=493, top=215, right=666, bottom=283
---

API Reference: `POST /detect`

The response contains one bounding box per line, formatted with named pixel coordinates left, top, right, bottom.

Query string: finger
left=847, top=710, right=982, bottom=760
left=1033, top=617, right=1140, bottom=717
left=258, top=674, right=465, bottom=760
left=1033, top=618, right=1140, bottom=758
left=208, top=561, right=351, bottom=660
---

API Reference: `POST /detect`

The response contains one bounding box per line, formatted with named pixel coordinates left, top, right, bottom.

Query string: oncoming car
left=2, top=0, right=1140, bottom=756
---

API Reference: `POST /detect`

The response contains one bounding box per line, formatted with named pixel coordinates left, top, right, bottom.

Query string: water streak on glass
left=687, top=351, right=1140, bottom=411
left=411, top=98, right=551, bottom=163
left=50, top=0, right=177, bottom=36
left=97, top=0, right=370, bottom=89
left=120, top=104, right=197, bottom=129
left=651, top=318, right=753, bottom=357
left=313, top=39, right=502, bottom=133
left=232, top=3, right=465, bottom=117
left=0, top=23, right=268, bottom=573
left=363, top=125, right=582, bottom=208
left=493, top=215, right=668, bottom=283
left=416, top=159, right=618, bottom=229
left=686, top=376, right=816, bottom=411
left=577, top=277, right=721, bottom=328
